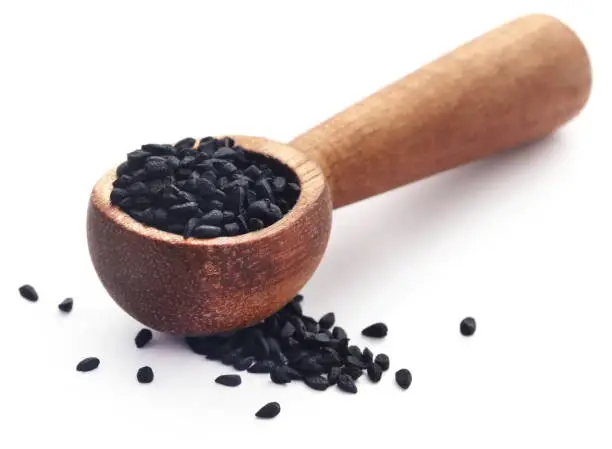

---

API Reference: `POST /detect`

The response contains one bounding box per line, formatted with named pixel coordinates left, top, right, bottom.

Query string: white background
left=0, top=1, right=609, bottom=448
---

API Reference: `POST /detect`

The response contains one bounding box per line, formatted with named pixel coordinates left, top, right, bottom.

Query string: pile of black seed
left=110, top=137, right=301, bottom=238
left=184, top=294, right=402, bottom=394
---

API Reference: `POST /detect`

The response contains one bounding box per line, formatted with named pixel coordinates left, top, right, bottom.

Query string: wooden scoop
left=87, top=14, right=591, bottom=335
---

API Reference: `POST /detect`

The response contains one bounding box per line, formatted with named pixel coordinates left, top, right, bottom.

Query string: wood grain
left=290, top=14, right=592, bottom=208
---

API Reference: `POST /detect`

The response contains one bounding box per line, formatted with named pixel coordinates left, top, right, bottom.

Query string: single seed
left=137, top=366, right=154, bottom=383
left=247, top=360, right=275, bottom=374
left=58, top=298, right=73, bottom=313
left=367, top=363, right=383, bottom=382
left=395, top=369, right=412, bottom=390
left=270, top=366, right=292, bottom=384
left=332, top=326, right=347, bottom=340
left=255, top=402, right=281, bottom=419
left=328, top=366, right=342, bottom=385
left=362, top=347, right=373, bottom=363
left=460, top=317, right=476, bottom=336
left=304, top=375, right=329, bottom=391
left=215, top=374, right=242, bottom=387
left=19, top=284, right=38, bottom=302
left=374, top=353, right=390, bottom=371
left=337, top=374, right=358, bottom=394
left=192, top=225, right=222, bottom=238
left=318, top=312, right=335, bottom=330
left=76, top=357, right=100, bottom=372
left=135, top=328, right=153, bottom=348
left=361, top=322, right=388, bottom=338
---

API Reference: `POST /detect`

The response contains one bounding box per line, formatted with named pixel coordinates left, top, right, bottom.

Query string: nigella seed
left=135, top=328, right=153, bottom=348
left=224, top=222, right=241, bottom=236
left=347, top=346, right=362, bottom=359
left=233, top=356, right=255, bottom=371
left=395, top=369, right=412, bottom=390
left=337, top=374, right=358, bottom=394
left=110, top=188, right=128, bottom=204
left=19, top=284, right=38, bottom=302
left=76, top=357, right=100, bottom=372
left=199, top=209, right=223, bottom=226
left=58, top=298, right=73, bottom=313
left=249, top=218, right=265, bottom=231
left=346, top=355, right=367, bottom=369
left=270, top=366, right=292, bottom=384
left=361, top=322, right=388, bottom=338
left=328, top=366, right=342, bottom=385
left=318, top=312, right=335, bottom=330
left=215, top=374, right=242, bottom=387
left=255, top=402, right=280, bottom=419
left=332, top=326, right=347, bottom=340
left=367, top=363, right=383, bottom=382
left=280, top=321, right=296, bottom=338
left=285, top=367, right=303, bottom=380
left=174, top=137, right=196, bottom=150
left=304, top=375, right=328, bottom=391
left=247, top=360, right=275, bottom=374
left=192, top=225, right=222, bottom=238
left=374, top=353, right=390, bottom=371
left=460, top=317, right=476, bottom=336
left=137, top=366, right=154, bottom=384
left=362, top=348, right=373, bottom=363
left=342, top=365, right=363, bottom=380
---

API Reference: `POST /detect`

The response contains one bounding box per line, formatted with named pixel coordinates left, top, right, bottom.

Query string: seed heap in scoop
left=110, top=137, right=301, bottom=238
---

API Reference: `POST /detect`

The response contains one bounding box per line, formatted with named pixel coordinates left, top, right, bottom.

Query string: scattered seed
left=318, top=312, right=335, bottom=330
left=135, top=328, right=153, bottom=348
left=58, top=298, right=73, bottom=312
left=270, top=366, right=292, bottom=384
left=374, top=353, right=390, bottom=371
left=255, top=401, right=281, bottom=419
left=76, top=357, right=100, bottom=372
left=367, top=363, right=383, bottom=382
left=304, top=375, right=329, bottom=391
left=395, top=369, right=412, bottom=390
left=337, top=374, right=358, bottom=394
left=361, top=322, right=388, bottom=338
left=460, top=317, right=476, bottom=336
left=137, top=366, right=154, bottom=383
left=19, top=284, right=38, bottom=302
left=215, top=374, right=242, bottom=387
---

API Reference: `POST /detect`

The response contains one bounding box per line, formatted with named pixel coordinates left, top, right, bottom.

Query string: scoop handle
left=290, top=14, right=592, bottom=209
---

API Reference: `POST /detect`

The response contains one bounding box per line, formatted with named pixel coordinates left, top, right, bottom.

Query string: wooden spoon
left=87, top=14, right=591, bottom=335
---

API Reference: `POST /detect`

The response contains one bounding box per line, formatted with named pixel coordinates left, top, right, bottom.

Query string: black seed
left=174, top=137, right=196, bottom=149
left=110, top=188, right=128, bottom=204
left=272, top=176, right=287, bottom=192
left=58, top=298, right=73, bottom=313
left=346, top=355, right=367, bottom=369
left=285, top=367, right=303, bottom=380
left=348, top=345, right=362, bottom=359
left=144, top=143, right=177, bottom=155
left=183, top=217, right=199, bottom=238
left=116, top=161, right=130, bottom=176
left=213, top=147, right=236, bottom=159
left=367, top=363, right=383, bottom=382
left=221, top=350, right=241, bottom=366
left=127, top=149, right=151, bottom=167
left=395, top=369, right=412, bottom=390
left=168, top=202, right=199, bottom=217
left=318, top=312, right=335, bottom=330
left=337, top=374, right=358, bottom=394
left=374, top=353, right=390, bottom=371
left=247, top=360, right=275, bottom=374
left=270, top=366, right=292, bottom=384
left=304, top=375, right=328, bottom=391
left=135, top=328, right=153, bottom=348
left=280, top=321, right=296, bottom=338
left=19, top=284, right=38, bottom=302
left=248, top=217, right=265, bottom=231
left=199, top=209, right=223, bottom=226
left=223, top=222, right=241, bottom=236
left=76, top=357, right=100, bottom=372
left=362, top=347, right=373, bottom=363
left=361, top=322, right=388, bottom=338
left=233, top=356, right=255, bottom=371
left=328, top=366, right=342, bottom=385
left=314, top=333, right=331, bottom=344
left=215, top=374, right=242, bottom=387
left=244, top=165, right=262, bottom=179
left=192, top=225, right=222, bottom=238
left=255, top=402, right=280, bottom=419
left=342, top=365, right=363, bottom=380
left=332, top=326, right=347, bottom=340
left=460, top=317, right=476, bottom=336
left=137, top=366, right=154, bottom=383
